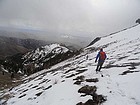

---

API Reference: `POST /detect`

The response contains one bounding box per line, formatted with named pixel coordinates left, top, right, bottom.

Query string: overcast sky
left=0, top=0, right=140, bottom=38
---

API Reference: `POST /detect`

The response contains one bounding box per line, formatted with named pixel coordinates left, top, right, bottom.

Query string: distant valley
left=0, top=36, right=50, bottom=59
left=0, top=28, right=91, bottom=59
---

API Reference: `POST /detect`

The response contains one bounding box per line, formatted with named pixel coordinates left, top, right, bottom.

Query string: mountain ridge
left=0, top=36, right=52, bottom=60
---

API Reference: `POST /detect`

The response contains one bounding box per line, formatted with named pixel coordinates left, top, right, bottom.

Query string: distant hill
left=87, top=37, right=101, bottom=47
left=0, top=36, right=49, bottom=59
left=0, top=43, right=78, bottom=76
left=0, top=27, right=90, bottom=50
left=22, top=43, right=76, bottom=72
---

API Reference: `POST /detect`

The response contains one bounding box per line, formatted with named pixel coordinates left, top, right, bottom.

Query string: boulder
left=85, top=78, right=99, bottom=83
left=78, top=85, right=97, bottom=95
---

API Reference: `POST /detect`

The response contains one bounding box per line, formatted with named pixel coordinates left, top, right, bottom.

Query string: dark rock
left=80, top=94, right=87, bottom=97
left=120, top=70, right=139, bottom=75
left=84, top=99, right=97, bottom=105
left=9, top=87, right=14, bottom=91
left=136, top=19, right=140, bottom=24
left=78, top=85, right=107, bottom=105
left=65, top=74, right=75, bottom=78
left=31, top=85, right=38, bottom=89
left=76, top=102, right=83, bottom=105
left=78, top=85, right=97, bottom=95
left=35, top=92, right=43, bottom=96
left=43, top=85, right=52, bottom=90
left=39, top=79, right=48, bottom=85
left=36, top=86, right=44, bottom=90
left=18, top=94, right=26, bottom=98
left=28, top=84, right=33, bottom=87
left=92, top=94, right=107, bottom=104
left=118, top=56, right=129, bottom=61
left=76, top=69, right=88, bottom=73
left=74, top=80, right=82, bottom=85
left=73, top=75, right=85, bottom=81
left=76, top=99, right=97, bottom=105
left=61, top=80, right=65, bottom=82
left=85, top=78, right=99, bottom=83
left=22, top=89, right=28, bottom=93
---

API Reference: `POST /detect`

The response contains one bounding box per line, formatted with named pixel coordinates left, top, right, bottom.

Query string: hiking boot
left=96, top=69, right=98, bottom=73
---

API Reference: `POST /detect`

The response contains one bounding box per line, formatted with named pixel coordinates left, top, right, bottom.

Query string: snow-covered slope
left=23, top=44, right=69, bottom=60
left=22, top=43, right=74, bottom=69
left=2, top=25, right=140, bottom=105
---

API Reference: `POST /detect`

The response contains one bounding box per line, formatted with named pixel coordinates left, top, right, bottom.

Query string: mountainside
left=0, top=36, right=49, bottom=59
left=23, top=43, right=72, bottom=62
left=22, top=43, right=76, bottom=74
left=1, top=24, right=140, bottom=105
left=0, top=43, right=77, bottom=77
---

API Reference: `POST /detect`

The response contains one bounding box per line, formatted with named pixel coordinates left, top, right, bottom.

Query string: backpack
left=100, top=51, right=106, bottom=60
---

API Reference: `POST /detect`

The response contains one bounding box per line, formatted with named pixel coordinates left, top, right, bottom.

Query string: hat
left=100, top=48, right=103, bottom=51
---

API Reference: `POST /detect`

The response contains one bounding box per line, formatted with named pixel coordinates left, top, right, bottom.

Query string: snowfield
left=2, top=24, right=140, bottom=105
left=23, top=43, right=70, bottom=62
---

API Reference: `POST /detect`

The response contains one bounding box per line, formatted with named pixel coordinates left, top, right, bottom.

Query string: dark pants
left=96, top=61, right=104, bottom=72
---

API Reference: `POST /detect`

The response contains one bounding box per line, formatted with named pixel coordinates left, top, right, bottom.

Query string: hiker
left=95, top=48, right=107, bottom=72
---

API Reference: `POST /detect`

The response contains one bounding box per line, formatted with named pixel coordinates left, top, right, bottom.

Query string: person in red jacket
left=95, top=48, right=107, bottom=72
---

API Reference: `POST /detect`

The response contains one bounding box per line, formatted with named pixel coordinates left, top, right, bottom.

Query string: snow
left=23, top=43, right=69, bottom=62
left=2, top=25, right=140, bottom=105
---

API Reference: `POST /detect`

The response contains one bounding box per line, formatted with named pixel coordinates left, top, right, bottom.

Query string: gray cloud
left=0, top=0, right=140, bottom=37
